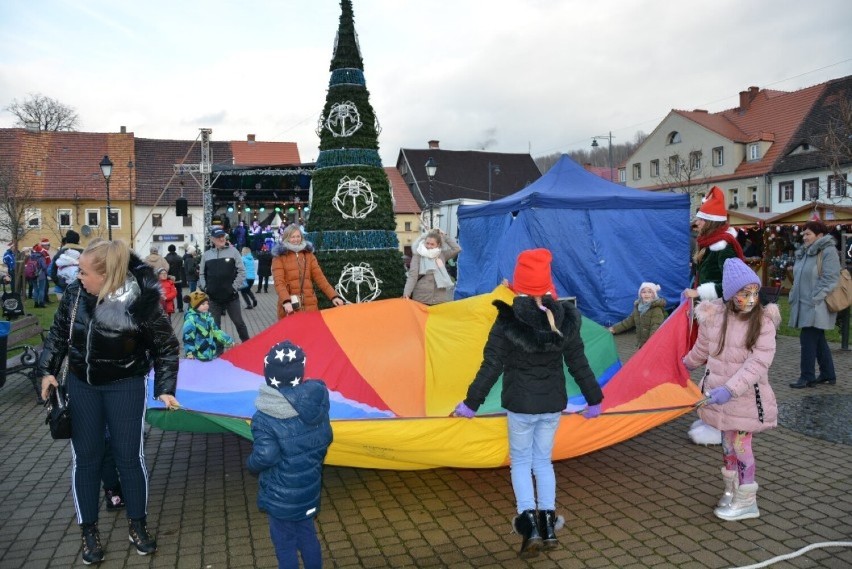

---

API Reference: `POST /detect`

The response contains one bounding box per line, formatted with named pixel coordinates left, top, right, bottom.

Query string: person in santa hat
left=452, top=248, right=603, bottom=559
left=682, top=186, right=746, bottom=445
left=683, top=186, right=745, bottom=302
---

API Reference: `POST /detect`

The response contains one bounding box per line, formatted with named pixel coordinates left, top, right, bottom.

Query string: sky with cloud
left=1, top=0, right=850, bottom=166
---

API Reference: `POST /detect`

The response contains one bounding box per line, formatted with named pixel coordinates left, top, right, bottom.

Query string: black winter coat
left=165, top=251, right=184, bottom=284
left=256, top=250, right=273, bottom=278
left=37, top=254, right=180, bottom=398
left=463, top=296, right=603, bottom=414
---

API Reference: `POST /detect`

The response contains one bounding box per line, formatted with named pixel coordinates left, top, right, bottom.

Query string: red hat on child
left=512, top=249, right=555, bottom=296
left=695, top=186, right=728, bottom=222
left=40, top=237, right=50, bottom=247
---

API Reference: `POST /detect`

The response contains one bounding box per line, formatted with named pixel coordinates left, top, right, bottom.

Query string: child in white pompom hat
left=609, top=282, right=667, bottom=348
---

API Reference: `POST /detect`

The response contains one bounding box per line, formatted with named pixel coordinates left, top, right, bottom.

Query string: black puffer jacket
left=463, top=296, right=603, bottom=414
left=37, top=254, right=180, bottom=398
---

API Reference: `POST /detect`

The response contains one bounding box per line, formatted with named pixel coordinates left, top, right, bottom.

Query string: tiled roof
left=397, top=148, right=541, bottom=206
left=133, top=138, right=234, bottom=206
left=385, top=166, right=420, bottom=214
left=0, top=129, right=134, bottom=200
left=673, top=110, right=747, bottom=141
left=723, top=83, right=827, bottom=177
left=583, top=164, right=618, bottom=182
left=773, top=75, right=852, bottom=174
left=672, top=80, right=832, bottom=179
left=231, top=141, right=300, bottom=166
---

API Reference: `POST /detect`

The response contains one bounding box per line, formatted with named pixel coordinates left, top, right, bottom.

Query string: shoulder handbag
left=816, top=251, right=852, bottom=313
left=44, top=288, right=81, bottom=440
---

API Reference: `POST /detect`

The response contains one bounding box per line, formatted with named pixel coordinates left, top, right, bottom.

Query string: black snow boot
left=538, top=509, right=559, bottom=549
left=512, top=509, right=542, bottom=558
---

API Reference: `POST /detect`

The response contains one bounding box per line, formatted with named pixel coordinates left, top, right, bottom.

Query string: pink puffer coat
left=683, top=300, right=781, bottom=433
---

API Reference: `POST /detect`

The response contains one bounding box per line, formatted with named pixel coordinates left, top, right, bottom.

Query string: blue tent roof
left=459, top=154, right=686, bottom=218
left=455, top=155, right=692, bottom=325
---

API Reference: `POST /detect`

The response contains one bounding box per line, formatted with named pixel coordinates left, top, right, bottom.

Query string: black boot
left=80, top=522, right=104, bottom=565
left=128, top=517, right=157, bottom=555
left=512, top=509, right=542, bottom=558
left=538, top=510, right=559, bottom=550
left=789, top=377, right=813, bottom=389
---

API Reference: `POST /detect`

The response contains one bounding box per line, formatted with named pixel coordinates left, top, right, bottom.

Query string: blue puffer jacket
left=247, top=381, right=333, bottom=520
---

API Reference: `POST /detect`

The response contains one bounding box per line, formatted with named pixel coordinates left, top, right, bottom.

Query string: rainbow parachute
left=146, top=288, right=701, bottom=470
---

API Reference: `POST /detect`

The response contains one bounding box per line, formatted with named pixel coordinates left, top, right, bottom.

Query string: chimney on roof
left=24, top=121, right=40, bottom=132
left=120, top=126, right=127, bottom=134
left=428, top=140, right=440, bottom=149
left=247, top=134, right=256, bottom=143
left=693, top=109, right=708, bottom=113
left=739, top=86, right=760, bottom=111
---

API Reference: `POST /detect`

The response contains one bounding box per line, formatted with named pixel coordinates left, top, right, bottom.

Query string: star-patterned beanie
left=264, top=340, right=307, bottom=390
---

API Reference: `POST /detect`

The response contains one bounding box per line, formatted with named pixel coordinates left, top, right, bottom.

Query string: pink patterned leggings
left=721, top=430, right=755, bottom=484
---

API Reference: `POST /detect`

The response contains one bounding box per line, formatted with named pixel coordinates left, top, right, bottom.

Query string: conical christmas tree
left=307, top=0, right=406, bottom=305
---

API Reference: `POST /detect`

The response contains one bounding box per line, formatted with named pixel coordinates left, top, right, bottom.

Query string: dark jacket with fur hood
left=463, top=296, right=603, bottom=414
left=37, top=253, right=180, bottom=398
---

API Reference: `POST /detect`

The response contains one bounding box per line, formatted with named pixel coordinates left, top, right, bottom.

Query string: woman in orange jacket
left=271, top=224, right=345, bottom=318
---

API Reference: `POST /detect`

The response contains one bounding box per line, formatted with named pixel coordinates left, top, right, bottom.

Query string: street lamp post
left=487, top=161, right=501, bottom=201
left=591, top=131, right=615, bottom=183
left=99, top=155, right=114, bottom=240
left=425, top=157, right=437, bottom=230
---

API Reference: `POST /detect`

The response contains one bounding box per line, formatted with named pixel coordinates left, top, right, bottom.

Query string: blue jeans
left=268, top=516, right=322, bottom=569
left=33, top=278, right=46, bottom=304
left=507, top=411, right=561, bottom=513
left=799, top=326, right=835, bottom=382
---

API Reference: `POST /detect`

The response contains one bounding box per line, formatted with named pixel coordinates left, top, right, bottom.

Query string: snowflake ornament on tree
left=324, top=101, right=362, bottom=137
left=332, top=175, right=377, bottom=219
left=336, top=262, right=382, bottom=303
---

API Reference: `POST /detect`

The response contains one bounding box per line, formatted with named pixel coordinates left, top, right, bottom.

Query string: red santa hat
left=40, top=237, right=51, bottom=247
left=695, top=186, right=728, bottom=222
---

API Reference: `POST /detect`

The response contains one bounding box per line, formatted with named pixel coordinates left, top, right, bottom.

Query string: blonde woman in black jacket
left=39, top=240, right=180, bottom=565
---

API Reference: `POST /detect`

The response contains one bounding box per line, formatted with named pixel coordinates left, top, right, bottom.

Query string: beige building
left=623, top=76, right=852, bottom=216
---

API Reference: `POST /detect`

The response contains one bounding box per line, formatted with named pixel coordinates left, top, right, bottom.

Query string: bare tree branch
left=823, top=94, right=852, bottom=190
left=0, top=160, right=38, bottom=248
left=5, top=93, right=80, bottom=131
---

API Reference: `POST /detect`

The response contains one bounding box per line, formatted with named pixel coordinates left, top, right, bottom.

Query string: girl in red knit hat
left=453, top=248, right=604, bottom=559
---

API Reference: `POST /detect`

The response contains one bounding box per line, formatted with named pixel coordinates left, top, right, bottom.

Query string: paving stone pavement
left=1, top=290, right=850, bottom=568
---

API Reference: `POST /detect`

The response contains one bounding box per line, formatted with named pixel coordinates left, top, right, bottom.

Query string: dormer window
left=748, top=143, right=760, bottom=161
left=790, top=142, right=817, bottom=155
left=668, top=131, right=681, bottom=144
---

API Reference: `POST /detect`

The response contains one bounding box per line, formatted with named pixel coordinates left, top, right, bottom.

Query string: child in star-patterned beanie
left=247, top=340, right=333, bottom=568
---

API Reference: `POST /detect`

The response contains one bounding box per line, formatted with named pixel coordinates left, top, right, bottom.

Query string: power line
left=537, top=58, right=852, bottom=158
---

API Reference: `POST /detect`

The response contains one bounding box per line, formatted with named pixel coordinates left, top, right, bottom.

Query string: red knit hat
left=512, top=249, right=555, bottom=296
left=695, top=186, right=727, bottom=222
left=40, top=237, right=51, bottom=247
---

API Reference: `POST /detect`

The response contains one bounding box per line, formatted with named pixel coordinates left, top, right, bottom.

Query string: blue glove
left=708, top=387, right=732, bottom=405
left=583, top=403, right=602, bottom=419
left=453, top=402, right=476, bottom=418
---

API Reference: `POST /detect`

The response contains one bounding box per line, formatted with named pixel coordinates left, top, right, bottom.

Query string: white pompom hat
left=638, top=282, right=661, bottom=299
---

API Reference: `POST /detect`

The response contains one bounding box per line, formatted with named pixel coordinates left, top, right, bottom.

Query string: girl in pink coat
left=683, top=258, right=780, bottom=522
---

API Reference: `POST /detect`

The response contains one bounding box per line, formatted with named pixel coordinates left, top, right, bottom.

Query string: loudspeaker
left=176, top=198, right=188, bottom=216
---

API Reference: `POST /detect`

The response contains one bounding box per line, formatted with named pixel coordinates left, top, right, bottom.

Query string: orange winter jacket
left=271, top=246, right=339, bottom=318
